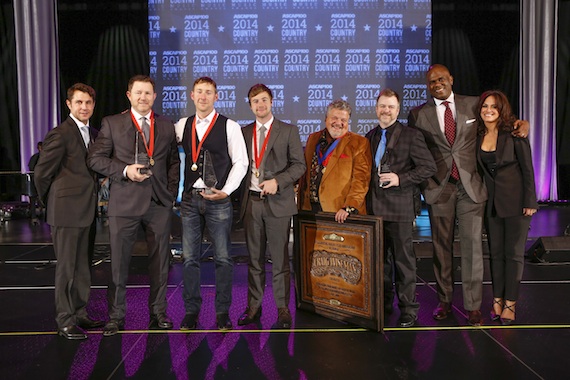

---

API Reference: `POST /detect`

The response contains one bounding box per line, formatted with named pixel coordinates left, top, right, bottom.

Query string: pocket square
left=466, top=119, right=476, bottom=124
left=339, top=153, right=349, bottom=159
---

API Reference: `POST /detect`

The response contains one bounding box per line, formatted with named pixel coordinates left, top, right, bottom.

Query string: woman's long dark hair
left=476, top=90, right=517, bottom=136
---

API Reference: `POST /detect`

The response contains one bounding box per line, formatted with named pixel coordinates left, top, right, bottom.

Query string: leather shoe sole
left=237, top=307, right=262, bottom=326
left=433, top=302, right=451, bottom=320
left=77, top=317, right=105, bottom=329
left=58, top=325, right=87, bottom=340
left=150, top=314, right=173, bottom=329
left=103, top=320, right=124, bottom=337
left=398, top=314, right=417, bottom=328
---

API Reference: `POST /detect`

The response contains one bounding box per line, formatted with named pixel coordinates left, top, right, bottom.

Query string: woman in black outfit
left=476, top=90, right=538, bottom=325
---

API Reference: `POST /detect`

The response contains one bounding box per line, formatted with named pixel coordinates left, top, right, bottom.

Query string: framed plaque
left=293, top=211, right=384, bottom=332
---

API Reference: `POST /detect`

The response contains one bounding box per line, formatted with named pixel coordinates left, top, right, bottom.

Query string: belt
left=249, top=190, right=263, bottom=199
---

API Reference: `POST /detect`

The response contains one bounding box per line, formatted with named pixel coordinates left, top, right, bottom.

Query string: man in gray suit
left=34, top=83, right=103, bottom=339
left=88, top=75, right=180, bottom=336
left=366, top=89, right=436, bottom=328
left=237, top=84, right=306, bottom=328
left=408, top=64, right=529, bottom=326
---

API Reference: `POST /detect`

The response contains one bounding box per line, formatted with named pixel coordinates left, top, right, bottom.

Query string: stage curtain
left=14, top=0, right=60, bottom=173
left=520, top=0, right=558, bottom=200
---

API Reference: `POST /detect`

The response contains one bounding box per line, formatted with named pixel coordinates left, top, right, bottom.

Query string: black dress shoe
left=103, top=319, right=124, bottom=337
left=275, top=308, right=292, bottom=329
left=77, top=316, right=105, bottom=329
left=180, top=313, right=198, bottom=330
left=237, top=306, right=262, bottom=326
left=150, top=313, right=173, bottom=329
left=433, top=302, right=451, bottom=320
left=397, top=314, right=417, bottom=328
left=216, top=313, right=233, bottom=330
left=467, top=310, right=483, bottom=326
left=58, top=325, right=87, bottom=340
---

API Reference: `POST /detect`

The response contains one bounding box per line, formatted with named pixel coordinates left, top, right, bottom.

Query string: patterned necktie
left=141, top=117, right=150, bottom=141
left=258, top=125, right=266, bottom=153
left=80, top=126, right=90, bottom=148
left=442, top=101, right=459, bottom=180
left=374, top=129, right=387, bottom=168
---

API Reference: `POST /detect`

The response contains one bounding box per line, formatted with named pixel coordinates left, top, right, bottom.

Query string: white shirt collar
left=256, top=116, right=274, bottom=131
left=69, top=114, right=89, bottom=128
left=196, top=109, right=217, bottom=124
left=434, top=92, right=456, bottom=107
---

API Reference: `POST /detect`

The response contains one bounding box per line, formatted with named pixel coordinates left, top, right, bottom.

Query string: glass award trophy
left=202, top=150, right=218, bottom=194
left=135, top=130, right=152, bottom=175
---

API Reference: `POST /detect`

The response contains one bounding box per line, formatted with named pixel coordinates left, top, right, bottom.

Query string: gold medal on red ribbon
left=149, top=158, right=155, bottom=166
left=191, top=163, right=198, bottom=171
left=255, top=170, right=260, bottom=178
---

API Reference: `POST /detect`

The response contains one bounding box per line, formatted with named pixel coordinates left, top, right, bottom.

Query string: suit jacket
left=298, top=130, right=372, bottom=214
left=34, top=117, right=97, bottom=227
left=87, top=111, right=180, bottom=217
left=476, top=132, right=538, bottom=218
left=365, top=122, right=437, bottom=222
left=240, top=119, right=306, bottom=219
left=408, top=94, right=487, bottom=205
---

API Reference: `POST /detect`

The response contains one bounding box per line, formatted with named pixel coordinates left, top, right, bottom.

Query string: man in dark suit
left=408, top=64, right=529, bottom=326
left=88, top=75, right=180, bottom=336
left=366, top=89, right=436, bottom=328
left=237, top=84, right=306, bottom=328
left=298, top=100, right=371, bottom=222
left=34, top=83, right=104, bottom=340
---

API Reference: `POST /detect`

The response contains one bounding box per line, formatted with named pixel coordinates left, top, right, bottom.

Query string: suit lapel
left=424, top=101, right=447, bottom=145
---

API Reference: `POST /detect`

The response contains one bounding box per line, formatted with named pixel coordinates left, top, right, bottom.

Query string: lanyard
left=317, top=138, right=341, bottom=167
left=130, top=111, right=154, bottom=162
left=191, top=113, right=219, bottom=168
left=252, top=123, right=272, bottom=169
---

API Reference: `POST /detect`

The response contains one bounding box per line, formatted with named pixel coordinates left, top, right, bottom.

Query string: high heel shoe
left=500, top=302, right=516, bottom=326
left=490, top=298, right=503, bottom=321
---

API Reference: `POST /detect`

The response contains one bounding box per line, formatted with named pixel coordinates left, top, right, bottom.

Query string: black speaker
left=526, top=236, right=570, bottom=263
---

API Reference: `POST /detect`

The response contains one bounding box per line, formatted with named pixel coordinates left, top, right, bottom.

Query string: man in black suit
left=88, top=75, right=180, bottom=336
left=34, top=83, right=104, bottom=340
left=237, top=84, right=306, bottom=328
left=366, top=89, right=436, bottom=328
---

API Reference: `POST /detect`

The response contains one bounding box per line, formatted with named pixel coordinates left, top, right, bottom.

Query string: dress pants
left=383, top=221, right=419, bottom=316
left=244, top=196, right=292, bottom=309
left=51, top=225, right=92, bottom=328
left=428, top=181, right=485, bottom=311
left=107, top=202, right=172, bottom=320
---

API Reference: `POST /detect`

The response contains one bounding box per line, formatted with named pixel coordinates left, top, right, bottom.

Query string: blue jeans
left=180, top=194, right=233, bottom=314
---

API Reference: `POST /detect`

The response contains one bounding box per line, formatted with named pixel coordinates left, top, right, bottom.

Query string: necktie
left=374, top=129, right=387, bottom=167
left=442, top=101, right=459, bottom=180
left=258, top=125, right=266, bottom=153
left=80, top=126, right=90, bottom=148
left=141, top=117, right=150, bottom=141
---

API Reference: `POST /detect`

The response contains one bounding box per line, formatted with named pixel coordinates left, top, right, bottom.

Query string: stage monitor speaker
left=526, top=236, right=570, bottom=263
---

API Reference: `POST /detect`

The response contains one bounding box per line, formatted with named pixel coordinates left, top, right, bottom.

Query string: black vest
left=181, top=114, right=231, bottom=191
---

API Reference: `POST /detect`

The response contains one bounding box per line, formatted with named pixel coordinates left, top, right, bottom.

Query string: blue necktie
left=374, top=129, right=387, bottom=167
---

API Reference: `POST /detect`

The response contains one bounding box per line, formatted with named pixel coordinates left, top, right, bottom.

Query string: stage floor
left=1, top=204, right=569, bottom=379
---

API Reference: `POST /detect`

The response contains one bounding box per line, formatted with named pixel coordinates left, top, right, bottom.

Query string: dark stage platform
left=1, top=205, right=570, bottom=379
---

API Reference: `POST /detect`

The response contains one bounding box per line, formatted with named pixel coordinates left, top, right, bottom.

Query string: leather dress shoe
left=237, top=306, right=262, bottom=326
left=180, top=313, right=198, bottom=330
left=103, top=319, right=124, bottom=337
left=58, top=325, right=87, bottom=340
left=467, top=310, right=483, bottom=326
left=276, top=308, right=292, bottom=329
left=216, top=313, right=233, bottom=330
left=398, top=313, right=417, bottom=328
left=432, top=302, right=451, bottom=320
left=77, top=316, right=105, bottom=329
left=150, top=313, right=173, bottom=329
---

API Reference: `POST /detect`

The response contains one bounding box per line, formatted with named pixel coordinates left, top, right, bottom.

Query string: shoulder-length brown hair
left=476, top=90, right=517, bottom=136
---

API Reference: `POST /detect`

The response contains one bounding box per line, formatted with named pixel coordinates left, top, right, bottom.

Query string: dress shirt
left=433, top=93, right=456, bottom=135
left=174, top=108, right=248, bottom=195
left=69, top=114, right=91, bottom=146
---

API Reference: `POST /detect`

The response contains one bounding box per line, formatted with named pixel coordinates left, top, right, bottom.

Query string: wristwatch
left=344, top=206, right=358, bottom=215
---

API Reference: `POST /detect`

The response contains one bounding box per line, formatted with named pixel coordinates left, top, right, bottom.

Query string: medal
left=322, top=167, right=326, bottom=173
left=191, top=163, right=198, bottom=171
left=149, top=158, right=155, bottom=166
left=255, top=170, right=260, bottom=178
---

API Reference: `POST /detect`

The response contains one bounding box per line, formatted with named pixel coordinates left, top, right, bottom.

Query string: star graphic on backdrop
left=170, top=26, right=176, bottom=33
left=267, top=24, right=274, bottom=32
left=315, top=24, right=323, bottom=32
left=364, top=24, right=371, bottom=32
left=341, top=95, right=348, bottom=101
left=293, top=96, right=300, bottom=102
left=218, top=25, right=225, bottom=32
left=244, top=97, right=249, bottom=103
left=411, top=24, right=418, bottom=32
